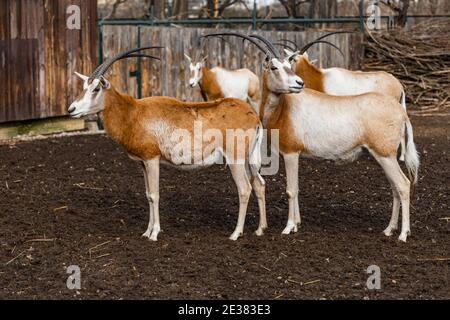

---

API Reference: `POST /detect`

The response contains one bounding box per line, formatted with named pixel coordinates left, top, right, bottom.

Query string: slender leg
left=294, top=194, right=301, bottom=226
left=252, top=174, right=267, bottom=236
left=141, top=162, right=154, bottom=238
left=228, top=164, right=252, bottom=241
left=373, top=155, right=411, bottom=242
left=282, top=153, right=300, bottom=235
left=384, top=189, right=400, bottom=237
left=142, top=157, right=161, bottom=241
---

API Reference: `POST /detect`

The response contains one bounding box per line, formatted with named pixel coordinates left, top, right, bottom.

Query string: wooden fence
left=101, top=26, right=364, bottom=102
left=0, top=0, right=97, bottom=123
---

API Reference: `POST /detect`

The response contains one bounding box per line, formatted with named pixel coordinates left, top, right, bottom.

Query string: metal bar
left=99, top=17, right=363, bottom=26
left=359, top=0, right=365, bottom=32
left=97, top=24, right=104, bottom=130
left=252, top=0, right=257, bottom=31
left=150, top=3, right=155, bottom=25
left=98, top=24, right=104, bottom=65
left=97, top=14, right=450, bottom=29
left=137, top=26, right=142, bottom=99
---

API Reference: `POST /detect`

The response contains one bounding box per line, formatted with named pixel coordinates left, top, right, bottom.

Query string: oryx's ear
left=184, top=53, right=192, bottom=64
left=302, top=51, right=309, bottom=60
left=284, top=48, right=295, bottom=58
left=99, top=76, right=110, bottom=89
left=263, top=54, right=272, bottom=69
left=285, top=49, right=300, bottom=62
left=74, top=71, right=89, bottom=82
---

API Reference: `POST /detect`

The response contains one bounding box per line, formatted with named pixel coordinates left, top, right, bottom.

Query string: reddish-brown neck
left=259, top=72, right=282, bottom=127
left=102, top=87, right=136, bottom=143
left=199, top=67, right=224, bottom=100
left=295, top=58, right=324, bottom=92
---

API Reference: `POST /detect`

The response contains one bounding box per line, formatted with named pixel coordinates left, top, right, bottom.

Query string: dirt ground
left=0, top=115, right=448, bottom=300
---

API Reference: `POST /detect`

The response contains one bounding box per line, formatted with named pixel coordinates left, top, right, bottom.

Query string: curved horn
left=313, top=31, right=354, bottom=42
left=274, top=42, right=296, bottom=52
left=298, top=31, right=353, bottom=57
left=249, top=34, right=281, bottom=58
left=278, top=39, right=299, bottom=51
left=200, top=32, right=269, bottom=56
left=90, top=46, right=164, bottom=79
left=117, top=54, right=161, bottom=61
left=300, top=40, right=345, bottom=57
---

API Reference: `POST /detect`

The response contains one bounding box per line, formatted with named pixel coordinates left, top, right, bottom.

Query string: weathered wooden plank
left=0, top=39, right=39, bottom=122
left=0, top=40, right=6, bottom=121
left=37, top=0, right=46, bottom=119
left=0, top=0, right=10, bottom=40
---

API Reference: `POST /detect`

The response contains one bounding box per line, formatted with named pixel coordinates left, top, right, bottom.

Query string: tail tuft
left=404, top=120, right=420, bottom=185
left=400, top=90, right=407, bottom=110
left=249, top=125, right=265, bottom=185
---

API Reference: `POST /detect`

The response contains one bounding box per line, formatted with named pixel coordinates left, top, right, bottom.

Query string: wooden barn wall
left=101, top=26, right=364, bottom=102
left=0, top=0, right=97, bottom=123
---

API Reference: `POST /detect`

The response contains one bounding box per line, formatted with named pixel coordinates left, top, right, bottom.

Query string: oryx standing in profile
left=68, top=46, right=267, bottom=241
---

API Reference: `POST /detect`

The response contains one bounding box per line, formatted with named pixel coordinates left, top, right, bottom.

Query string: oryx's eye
left=271, top=66, right=278, bottom=71
left=93, top=87, right=100, bottom=93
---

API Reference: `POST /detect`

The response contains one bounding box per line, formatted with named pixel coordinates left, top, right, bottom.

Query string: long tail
left=404, top=119, right=420, bottom=185
left=400, top=90, right=407, bottom=110
left=249, top=124, right=265, bottom=185
left=398, top=90, right=407, bottom=162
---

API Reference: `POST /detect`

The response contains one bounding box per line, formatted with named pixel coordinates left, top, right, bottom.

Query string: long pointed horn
left=300, top=40, right=345, bottom=57
left=91, top=46, right=164, bottom=80
left=278, top=39, right=299, bottom=51
left=194, top=36, right=208, bottom=61
left=274, top=42, right=296, bottom=52
left=200, top=32, right=270, bottom=56
left=117, top=54, right=161, bottom=61
left=298, top=31, right=353, bottom=57
left=249, top=34, right=281, bottom=59
left=313, top=31, right=354, bottom=42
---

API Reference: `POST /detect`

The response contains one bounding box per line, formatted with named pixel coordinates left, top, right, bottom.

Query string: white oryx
left=184, top=54, right=261, bottom=113
left=68, top=46, right=267, bottom=241
left=204, top=32, right=420, bottom=242
left=280, top=33, right=407, bottom=160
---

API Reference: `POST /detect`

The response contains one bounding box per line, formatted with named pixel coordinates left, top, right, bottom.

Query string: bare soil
left=0, top=115, right=448, bottom=300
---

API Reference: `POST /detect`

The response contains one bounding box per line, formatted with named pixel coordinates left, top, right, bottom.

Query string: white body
left=211, top=67, right=257, bottom=101
left=322, top=68, right=404, bottom=105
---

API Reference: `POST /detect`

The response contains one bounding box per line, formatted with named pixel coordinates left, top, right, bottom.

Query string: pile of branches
left=364, top=19, right=450, bottom=114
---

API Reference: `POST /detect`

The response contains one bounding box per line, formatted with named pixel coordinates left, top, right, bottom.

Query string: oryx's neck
left=295, top=59, right=324, bottom=93
left=102, top=87, right=136, bottom=143
left=199, top=67, right=224, bottom=100
left=198, top=66, right=211, bottom=90
left=260, top=75, right=282, bottom=127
